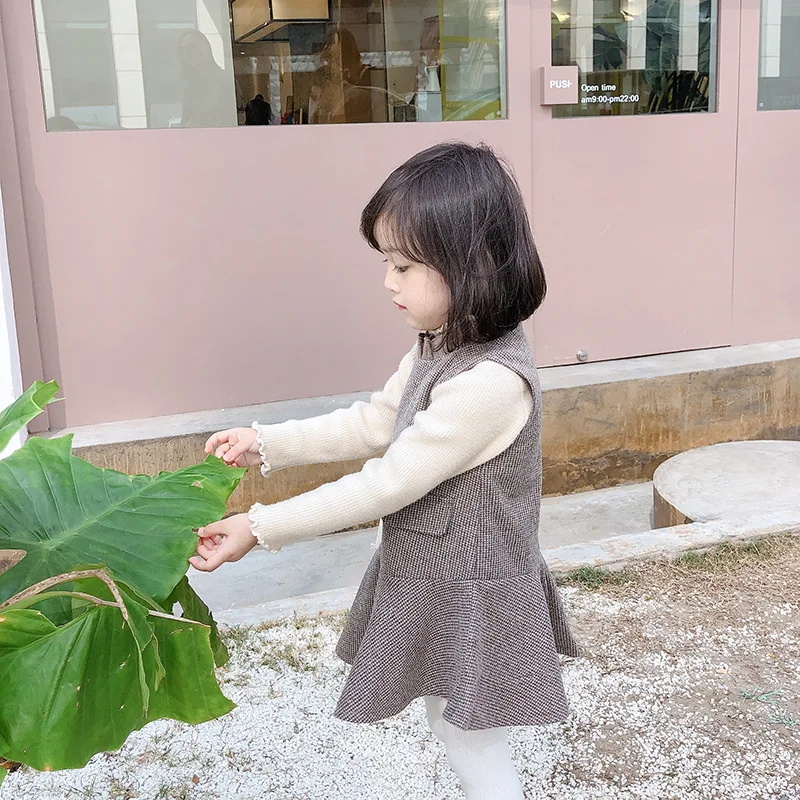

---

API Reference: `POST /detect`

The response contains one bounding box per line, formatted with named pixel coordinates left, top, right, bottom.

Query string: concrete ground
left=188, top=482, right=655, bottom=613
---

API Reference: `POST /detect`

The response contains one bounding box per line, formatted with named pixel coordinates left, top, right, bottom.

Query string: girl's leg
left=425, top=697, right=525, bottom=800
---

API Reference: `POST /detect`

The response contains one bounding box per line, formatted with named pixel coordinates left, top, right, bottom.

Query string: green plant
left=0, top=382, right=246, bottom=788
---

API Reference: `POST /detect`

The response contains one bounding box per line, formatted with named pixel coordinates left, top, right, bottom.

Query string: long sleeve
left=248, top=361, right=533, bottom=551
left=251, top=345, right=417, bottom=474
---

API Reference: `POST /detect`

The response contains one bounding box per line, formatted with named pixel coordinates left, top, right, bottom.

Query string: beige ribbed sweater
left=248, top=344, right=533, bottom=552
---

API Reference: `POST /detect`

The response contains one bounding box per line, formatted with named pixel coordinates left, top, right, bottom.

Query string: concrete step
left=188, top=481, right=655, bottom=614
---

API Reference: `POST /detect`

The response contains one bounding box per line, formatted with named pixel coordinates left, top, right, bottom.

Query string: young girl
left=191, top=142, right=579, bottom=799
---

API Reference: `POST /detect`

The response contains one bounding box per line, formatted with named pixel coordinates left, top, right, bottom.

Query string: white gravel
left=3, top=582, right=799, bottom=800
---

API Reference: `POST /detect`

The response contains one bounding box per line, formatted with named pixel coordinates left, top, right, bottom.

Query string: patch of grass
left=558, top=535, right=799, bottom=595
left=107, top=777, right=138, bottom=800
left=65, top=782, right=100, bottom=800
left=260, top=643, right=314, bottom=672
left=220, top=624, right=252, bottom=650
left=557, top=566, right=635, bottom=591
left=672, top=536, right=793, bottom=574
left=291, top=614, right=311, bottom=631
left=227, top=673, right=250, bottom=688
left=151, top=783, right=193, bottom=800
left=326, top=612, right=348, bottom=635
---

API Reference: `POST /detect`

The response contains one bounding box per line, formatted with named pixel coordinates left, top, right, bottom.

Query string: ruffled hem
left=334, top=555, right=579, bottom=729
left=250, top=422, right=272, bottom=478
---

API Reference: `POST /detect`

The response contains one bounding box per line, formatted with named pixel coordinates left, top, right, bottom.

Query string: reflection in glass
left=34, top=0, right=237, bottom=130
left=758, top=0, right=800, bottom=110
left=230, top=0, right=506, bottom=125
left=551, top=0, right=717, bottom=117
left=32, top=0, right=506, bottom=131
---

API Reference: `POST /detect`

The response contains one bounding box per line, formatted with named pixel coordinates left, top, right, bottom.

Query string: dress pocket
left=385, top=492, right=455, bottom=538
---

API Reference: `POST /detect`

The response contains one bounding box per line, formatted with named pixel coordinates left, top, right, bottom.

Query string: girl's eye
left=393, top=265, right=409, bottom=274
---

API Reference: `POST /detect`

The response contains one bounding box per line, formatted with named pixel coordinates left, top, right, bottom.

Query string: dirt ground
left=4, top=535, right=799, bottom=800
left=552, top=535, right=800, bottom=797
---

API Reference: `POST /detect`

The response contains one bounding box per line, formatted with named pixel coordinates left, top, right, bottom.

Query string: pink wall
left=1, top=0, right=799, bottom=429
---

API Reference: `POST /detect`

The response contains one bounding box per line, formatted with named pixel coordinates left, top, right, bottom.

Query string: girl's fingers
left=189, top=548, right=228, bottom=572
left=196, top=540, right=218, bottom=559
left=204, top=431, right=226, bottom=454
left=215, top=443, right=231, bottom=460
left=198, top=522, right=225, bottom=538
left=197, top=533, right=223, bottom=549
left=223, top=441, right=248, bottom=464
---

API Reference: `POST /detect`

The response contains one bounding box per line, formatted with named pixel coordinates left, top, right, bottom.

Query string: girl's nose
left=384, top=265, right=398, bottom=292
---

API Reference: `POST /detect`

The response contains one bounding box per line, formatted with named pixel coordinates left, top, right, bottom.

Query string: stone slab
left=653, top=440, right=800, bottom=527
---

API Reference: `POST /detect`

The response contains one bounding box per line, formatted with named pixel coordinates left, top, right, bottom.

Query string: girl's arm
left=248, top=360, right=533, bottom=551
left=251, top=345, right=417, bottom=474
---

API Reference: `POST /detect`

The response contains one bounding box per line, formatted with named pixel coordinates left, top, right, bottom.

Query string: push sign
left=540, top=66, right=579, bottom=105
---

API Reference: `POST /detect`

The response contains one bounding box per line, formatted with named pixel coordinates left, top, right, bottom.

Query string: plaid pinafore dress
left=335, top=326, right=579, bottom=730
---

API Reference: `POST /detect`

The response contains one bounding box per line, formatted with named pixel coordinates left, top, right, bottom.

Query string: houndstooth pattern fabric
left=335, top=326, right=580, bottom=731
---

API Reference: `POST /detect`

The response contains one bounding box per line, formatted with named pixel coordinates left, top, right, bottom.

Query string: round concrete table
left=653, top=440, right=800, bottom=528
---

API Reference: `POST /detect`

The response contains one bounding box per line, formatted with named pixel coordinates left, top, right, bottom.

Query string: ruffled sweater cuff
left=251, top=422, right=272, bottom=478
left=247, top=503, right=277, bottom=551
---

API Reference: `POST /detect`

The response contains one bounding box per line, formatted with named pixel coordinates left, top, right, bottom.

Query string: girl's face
left=377, top=223, right=450, bottom=332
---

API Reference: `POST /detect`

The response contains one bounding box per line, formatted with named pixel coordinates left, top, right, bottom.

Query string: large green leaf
left=0, top=436, right=245, bottom=616
left=164, top=575, right=229, bottom=667
left=0, top=577, right=234, bottom=772
left=0, top=381, right=59, bottom=455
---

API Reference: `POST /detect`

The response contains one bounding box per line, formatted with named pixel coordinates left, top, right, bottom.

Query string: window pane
left=32, top=0, right=507, bottom=130
left=38, top=0, right=119, bottom=130
left=551, top=0, right=718, bottom=117
left=758, top=0, right=800, bottom=110
left=233, top=0, right=506, bottom=125
left=35, top=0, right=238, bottom=130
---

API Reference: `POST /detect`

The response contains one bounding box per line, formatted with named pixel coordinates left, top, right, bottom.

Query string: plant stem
left=0, top=569, right=130, bottom=623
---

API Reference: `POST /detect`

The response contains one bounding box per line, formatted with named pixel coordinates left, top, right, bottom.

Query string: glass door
left=529, top=0, right=742, bottom=366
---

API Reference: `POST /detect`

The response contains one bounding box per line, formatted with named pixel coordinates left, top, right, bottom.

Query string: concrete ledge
left=47, top=338, right=800, bottom=510
left=544, top=515, right=800, bottom=572
left=540, top=338, right=800, bottom=495
left=216, top=515, right=800, bottom=625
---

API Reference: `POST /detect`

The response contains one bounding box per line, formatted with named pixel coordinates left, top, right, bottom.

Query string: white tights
left=425, top=697, right=525, bottom=800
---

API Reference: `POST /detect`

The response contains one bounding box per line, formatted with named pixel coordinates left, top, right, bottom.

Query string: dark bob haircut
left=361, top=141, right=546, bottom=351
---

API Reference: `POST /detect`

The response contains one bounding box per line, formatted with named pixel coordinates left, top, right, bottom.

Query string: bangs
left=361, top=187, right=434, bottom=269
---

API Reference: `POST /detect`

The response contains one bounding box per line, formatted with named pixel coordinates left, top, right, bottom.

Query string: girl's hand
left=204, top=427, right=261, bottom=467
left=189, top=513, right=258, bottom=572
